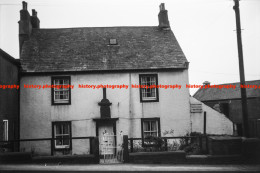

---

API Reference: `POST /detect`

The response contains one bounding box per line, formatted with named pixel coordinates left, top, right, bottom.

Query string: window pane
left=63, top=124, right=69, bottom=134
left=144, top=132, right=150, bottom=138
left=151, top=132, right=157, bottom=137
left=55, top=125, right=62, bottom=135
left=63, top=137, right=70, bottom=145
left=55, top=92, right=60, bottom=100
left=60, top=91, right=64, bottom=99
left=151, top=89, right=156, bottom=97
left=151, top=121, right=157, bottom=131
left=56, top=136, right=62, bottom=146
left=64, top=80, right=69, bottom=85
left=143, top=121, right=149, bottom=131
left=64, top=91, right=69, bottom=99
left=59, top=80, right=64, bottom=85
left=54, top=80, right=59, bottom=85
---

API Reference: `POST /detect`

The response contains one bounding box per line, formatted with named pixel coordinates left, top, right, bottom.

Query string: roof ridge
left=34, top=26, right=159, bottom=30
left=209, top=80, right=260, bottom=86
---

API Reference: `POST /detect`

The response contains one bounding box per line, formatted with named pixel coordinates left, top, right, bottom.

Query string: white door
left=99, top=125, right=115, bottom=155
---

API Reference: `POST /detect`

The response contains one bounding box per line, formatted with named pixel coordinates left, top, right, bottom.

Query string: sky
left=0, top=0, right=259, bottom=94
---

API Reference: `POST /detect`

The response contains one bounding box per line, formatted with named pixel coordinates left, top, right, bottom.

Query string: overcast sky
left=0, top=0, right=259, bottom=94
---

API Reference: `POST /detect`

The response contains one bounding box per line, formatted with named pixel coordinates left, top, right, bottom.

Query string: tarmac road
left=0, top=164, right=260, bottom=173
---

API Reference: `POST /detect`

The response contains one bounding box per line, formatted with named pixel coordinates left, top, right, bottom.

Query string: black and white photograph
left=0, top=0, right=260, bottom=172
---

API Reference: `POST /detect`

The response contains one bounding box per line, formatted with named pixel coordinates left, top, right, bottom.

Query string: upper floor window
left=51, top=76, right=71, bottom=105
left=139, top=74, right=159, bottom=102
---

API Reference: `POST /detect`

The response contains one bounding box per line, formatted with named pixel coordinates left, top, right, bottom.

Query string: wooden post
left=203, top=111, right=207, bottom=135
left=199, top=136, right=202, bottom=152
left=201, top=135, right=208, bottom=154
left=233, top=0, right=249, bottom=138
left=164, top=139, right=168, bottom=151
left=92, top=137, right=99, bottom=163
left=51, top=138, right=54, bottom=156
left=89, top=137, right=93, bottom=154
left=123, top=135, right=129, bottom=163
left=130, top=138, right=133, bottom=153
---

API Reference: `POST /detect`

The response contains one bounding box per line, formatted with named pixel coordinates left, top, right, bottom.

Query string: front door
left=98, top=124, right=115, bottom=155
left=94, top=118, right=123, bottom=163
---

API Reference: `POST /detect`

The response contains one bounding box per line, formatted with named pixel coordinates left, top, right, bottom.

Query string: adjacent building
left=0, top=49, right=20, bottom=152
left=193, top=80, right=260, bottom=137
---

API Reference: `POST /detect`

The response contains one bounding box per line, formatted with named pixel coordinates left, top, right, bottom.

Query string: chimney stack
left=22, top=1, right=27, bottom=10
left=203, top=81, right=211, bottom=86
left=19, top=1, right=32, bottom=54
left=158, top=3, right=170, bottom=29
left=18, top=1, right=40, bottom=55
left=31, top=9, right=40, bottom=28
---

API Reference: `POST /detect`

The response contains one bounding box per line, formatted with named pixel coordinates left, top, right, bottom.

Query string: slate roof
left=193, top=80, right=260, bottom=101
left=20, top=26, right=188, bottom=72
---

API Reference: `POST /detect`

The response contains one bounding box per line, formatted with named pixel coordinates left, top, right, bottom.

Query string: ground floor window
left=141, top=118, right=160, bottom=146
left=52, top=121, right=72, bottom=150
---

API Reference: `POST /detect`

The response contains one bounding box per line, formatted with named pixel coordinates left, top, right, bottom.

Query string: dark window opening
left=221, top=103, right=229, bottom=118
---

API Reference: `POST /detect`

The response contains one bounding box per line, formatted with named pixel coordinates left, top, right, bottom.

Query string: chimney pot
left=32, top=9, right=37, bottom=16
left=22, top=1, right=27, bottom=10
left=160, top=3, right=165, bottom=11
left=203, top=81, right=211, bottom=86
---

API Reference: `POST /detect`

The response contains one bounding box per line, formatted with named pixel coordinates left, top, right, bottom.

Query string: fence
left=0, top=135, right=208, bottom=164
left=0, top=136, right=95, bottom=156
left=128, top=136, right=207, bottom=155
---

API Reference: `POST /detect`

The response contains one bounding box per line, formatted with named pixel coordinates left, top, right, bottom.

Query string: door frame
left=93, top=118, right=119, bottom=156
left=93, top=118, right=118, bottom=137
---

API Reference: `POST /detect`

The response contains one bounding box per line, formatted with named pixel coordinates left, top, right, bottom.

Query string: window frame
left=51, top=76, right=71, bottom=105
left=3, top=120, right=8, bottom=141
left=139, top=74, right=159, bottom=102
left=109, top=38, right=118, bottom=45
left=52, top=121, right=72, bottom=151
left=141, top=118, right=161, bottom=147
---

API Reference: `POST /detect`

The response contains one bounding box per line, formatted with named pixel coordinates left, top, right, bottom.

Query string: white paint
left=20, top=70, right=191, bottom=155
left=190, top=97, right=233, bottom=135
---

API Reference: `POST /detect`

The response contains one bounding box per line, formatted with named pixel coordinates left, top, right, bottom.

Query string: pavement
left=0, top=164, right=260, bottom=173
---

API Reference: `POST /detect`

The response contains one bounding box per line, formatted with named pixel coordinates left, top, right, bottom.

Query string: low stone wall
left=242, top=138, right=260, bottom=162
left=208, top=136, right=242, bottom=155
left=0, top=152, right=32, bottom=163
left=32, top=154, right=98, bottom=164
left=129, top=151, right=186, bottom=164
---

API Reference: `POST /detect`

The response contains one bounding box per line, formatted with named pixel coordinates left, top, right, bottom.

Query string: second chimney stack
left=158, top=3, right=170, bottom=29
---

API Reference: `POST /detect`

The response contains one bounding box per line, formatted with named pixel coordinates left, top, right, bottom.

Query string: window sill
left=52, top=102, right=71, bottom=105
left=140, top=99, right=159, bottom=103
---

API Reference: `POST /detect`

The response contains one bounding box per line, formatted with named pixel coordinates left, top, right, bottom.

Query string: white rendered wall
left=190, top=97, right=233, bottom=135
left=20, top=70, right=190, bottom=155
